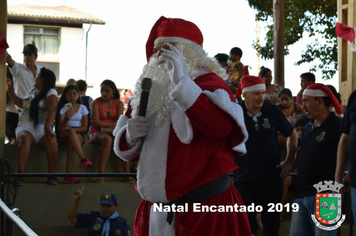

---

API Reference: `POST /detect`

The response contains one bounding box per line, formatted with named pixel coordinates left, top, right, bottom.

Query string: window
left=24, top=26, right=60, bottom=61
left=36, top=61, right=60, bottom=82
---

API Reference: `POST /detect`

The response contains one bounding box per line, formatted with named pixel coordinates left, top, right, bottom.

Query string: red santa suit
left=113, top=16, right=252, bottom=236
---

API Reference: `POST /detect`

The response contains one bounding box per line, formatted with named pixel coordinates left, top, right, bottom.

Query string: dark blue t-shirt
left=80, top=95, right=91, bottom=131
left=234, top=101, right=294, bottom=195
left=341, top=90, right=356, bottom=188
left=297, top=113, right=342, bottom=198
left=76, top=211, right=130, bottom=236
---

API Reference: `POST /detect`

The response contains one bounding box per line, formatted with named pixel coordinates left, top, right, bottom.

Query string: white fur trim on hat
left=155, top=37, right=198, bottom=46
left=303, top=89, right=328, bottom=97
left=242, top=84, right=266, bottom=94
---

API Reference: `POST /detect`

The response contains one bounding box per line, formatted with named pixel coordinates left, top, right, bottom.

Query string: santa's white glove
left=161, top=45, right=184, bottom=85
left=125, top=116, right=148, bottom=147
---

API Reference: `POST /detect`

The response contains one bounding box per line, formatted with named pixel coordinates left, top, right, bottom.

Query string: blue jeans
left=351, top=187, right=356, bottom=230
left=289, top=196, right=338, bottom=236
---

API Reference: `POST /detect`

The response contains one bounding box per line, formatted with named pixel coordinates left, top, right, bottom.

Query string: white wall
left=6, top=24, right=25, bottom=63
left=59, top=27, right=86, bottom=83
left=6, top=24, right=86, bottom=84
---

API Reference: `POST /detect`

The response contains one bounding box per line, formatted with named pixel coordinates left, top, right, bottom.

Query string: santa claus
left=113, top=16, right=252, bottom=236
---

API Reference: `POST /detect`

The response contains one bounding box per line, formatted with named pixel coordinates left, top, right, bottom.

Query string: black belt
left=166, top=174, right=231, bottom=224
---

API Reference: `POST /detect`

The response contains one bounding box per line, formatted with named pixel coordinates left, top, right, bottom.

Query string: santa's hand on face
left=113, top=16, right=252, bottom=236
left=161, top=45, right=184, bottom=85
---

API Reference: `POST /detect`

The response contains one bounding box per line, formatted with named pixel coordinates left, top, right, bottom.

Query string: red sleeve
left=185, top=73, right=236, bottom=140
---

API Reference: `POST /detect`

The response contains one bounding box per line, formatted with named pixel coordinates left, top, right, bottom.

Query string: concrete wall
left=11, top=182, right=141, bottom=235
left=3, top=143, right=141, bottom=236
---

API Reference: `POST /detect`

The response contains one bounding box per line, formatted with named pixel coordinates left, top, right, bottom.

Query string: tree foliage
left=248, top=0, right=337, bottom=80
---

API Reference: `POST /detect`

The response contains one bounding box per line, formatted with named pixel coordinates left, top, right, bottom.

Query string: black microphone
left=138, top=78, right=152, bottom=117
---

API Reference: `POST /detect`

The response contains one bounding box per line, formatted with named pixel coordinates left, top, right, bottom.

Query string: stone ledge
left=8, top=182, right=140, bottom=235
left=4, top=143, right=132, bottom=181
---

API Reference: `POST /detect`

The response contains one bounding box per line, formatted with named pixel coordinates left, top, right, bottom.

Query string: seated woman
left=259, top=66, right=282, bottom=105
left=55, top=84, right=93, bottom=184
left=6, top=67, right=58, bottom=185
left=89, top=80, right=134, bottom=183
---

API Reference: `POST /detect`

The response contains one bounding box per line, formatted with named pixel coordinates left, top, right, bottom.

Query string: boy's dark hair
left=214, top=53, right=229, bottom=64
left=230, top=47, right=243, bottom=58
left=76, top=79, right=88, bottom=92
left=294, top=114, right=309, bottom=128
left=300, top=72, right=315, bottom=83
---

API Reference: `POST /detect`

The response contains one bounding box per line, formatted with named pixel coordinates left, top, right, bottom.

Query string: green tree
left=248, top=0, right=337, bottom=80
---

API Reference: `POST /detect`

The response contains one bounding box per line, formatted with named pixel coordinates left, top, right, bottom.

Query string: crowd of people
left=3, top=16, right=356, bottom=236
left=215, top=44, right=351, bottom=235
left=5, top=44, right=135, bottom=185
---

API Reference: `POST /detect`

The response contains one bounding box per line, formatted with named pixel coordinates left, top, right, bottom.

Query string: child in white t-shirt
left=56, top=84, right=92, bottom=184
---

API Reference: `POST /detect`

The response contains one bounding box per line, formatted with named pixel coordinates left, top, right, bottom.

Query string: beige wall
left=338, top=0, right=356, bottom=105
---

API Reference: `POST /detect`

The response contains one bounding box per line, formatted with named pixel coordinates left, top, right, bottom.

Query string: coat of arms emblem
left=316, top=131, right=326, bottom=142
left=262, top=118, right=270, bottom=129
left=311, top=181, right=346, bottom=230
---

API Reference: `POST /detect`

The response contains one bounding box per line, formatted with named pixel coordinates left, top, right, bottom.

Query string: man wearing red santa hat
left=233, top=67, right=298, bottom=235
left=289, top=83, right=343, bottom=236
left=112, top=16, right=252, bottom=236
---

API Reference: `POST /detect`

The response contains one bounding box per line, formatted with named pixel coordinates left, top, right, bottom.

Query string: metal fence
left=0, top=199, right=37, bottom=236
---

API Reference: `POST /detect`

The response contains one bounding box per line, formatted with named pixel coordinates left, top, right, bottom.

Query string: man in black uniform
left=290, top=83, right=342, bottom=236
left=335, top=89, right=356, bottom=232
left=234, top=68, right=298, bottom=236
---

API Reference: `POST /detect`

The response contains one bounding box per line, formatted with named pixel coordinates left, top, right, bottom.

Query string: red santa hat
left=302, top=83, right=342, bottom=114
left=146, top=16, right=203, bottom=62
left=336, top=22, right=356, bottom=51
left=235, top=66, right=266, bottom=98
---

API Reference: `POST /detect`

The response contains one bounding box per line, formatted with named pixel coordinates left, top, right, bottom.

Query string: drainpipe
left=85, top=22, right=92, bottom=81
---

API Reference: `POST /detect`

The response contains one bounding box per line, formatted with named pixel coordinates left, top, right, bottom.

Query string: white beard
left=131, top=55, right=175, bottom=126
left=131, top=42, right=227, bottom=126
